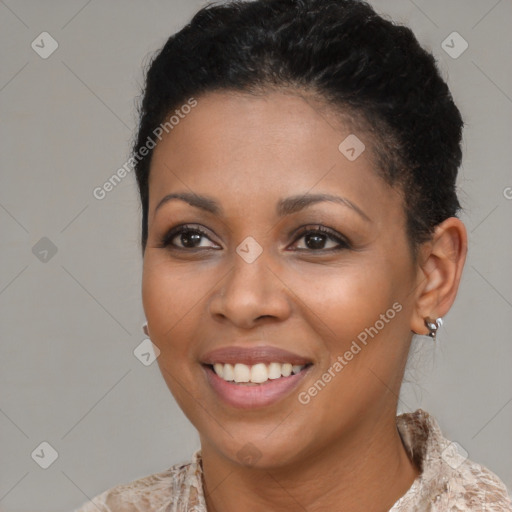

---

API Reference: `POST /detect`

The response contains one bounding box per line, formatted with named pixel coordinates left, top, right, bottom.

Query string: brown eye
left=160, top=225, right=220, bottom=250
left=175, top=230, right=204, bottom=248
left=291, top=226, right=350, bottom=251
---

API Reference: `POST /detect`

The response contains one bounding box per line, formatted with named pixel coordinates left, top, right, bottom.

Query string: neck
left=200, top=409, right=420, bottom=512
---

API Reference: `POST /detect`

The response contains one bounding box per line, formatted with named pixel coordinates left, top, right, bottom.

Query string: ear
left=410, top=217, right=468, bottom=336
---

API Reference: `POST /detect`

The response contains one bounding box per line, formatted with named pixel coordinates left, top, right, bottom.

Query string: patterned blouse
left=74, top=409, right=511, bottom=511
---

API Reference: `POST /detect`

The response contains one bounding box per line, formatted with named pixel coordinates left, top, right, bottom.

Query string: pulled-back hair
left=133, top=0, right=463, bottom=256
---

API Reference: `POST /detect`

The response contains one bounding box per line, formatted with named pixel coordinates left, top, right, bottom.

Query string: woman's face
left=142, top=90, right=421, bottom=468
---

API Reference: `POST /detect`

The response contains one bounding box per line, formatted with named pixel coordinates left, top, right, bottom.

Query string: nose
left=208, top=250, right=292, bottom=329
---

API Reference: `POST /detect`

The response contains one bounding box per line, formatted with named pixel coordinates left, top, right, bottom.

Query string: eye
left=159, top=224, right=350, bottom=252
left=290, top=225, right=350, bottom=251
left=160, top=224, right=220, bottom=250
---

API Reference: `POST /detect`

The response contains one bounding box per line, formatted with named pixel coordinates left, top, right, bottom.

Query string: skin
left=141, top=90, right=467, bottom=511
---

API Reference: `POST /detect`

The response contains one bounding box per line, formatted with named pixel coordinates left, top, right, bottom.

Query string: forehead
left=148, top=90, right=403, bottom=225
left=151, top=90, right=366, bottom=170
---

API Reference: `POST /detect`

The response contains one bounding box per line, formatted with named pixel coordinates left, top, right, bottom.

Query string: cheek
left=142, top=256, right=209, bottom=410
left=142, top=254, right=206, bottom=355
left=143, top=253, right=205, bottom=318
left=283, top=256, right=411, bottom=392
left=290, top=268, right=408, bottom=414
left=288, top=260, right=398, bottom=337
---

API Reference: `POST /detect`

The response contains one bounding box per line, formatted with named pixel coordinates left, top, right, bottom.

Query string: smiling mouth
left=203, top=362, right=314, bottom=385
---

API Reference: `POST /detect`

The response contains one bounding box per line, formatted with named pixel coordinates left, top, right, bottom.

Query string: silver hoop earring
left=424, top=317, right=442, bottom=340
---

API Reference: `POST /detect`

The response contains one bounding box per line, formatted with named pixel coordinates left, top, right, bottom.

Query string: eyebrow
left=154, top=192, right=371, bottom=222
left=277, top=193, right=371, bottom=222
left=154, top=193, right=222, bottom=216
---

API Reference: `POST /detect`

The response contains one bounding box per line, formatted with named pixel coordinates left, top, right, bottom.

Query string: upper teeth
left=212, top=362, right=306, bottom=383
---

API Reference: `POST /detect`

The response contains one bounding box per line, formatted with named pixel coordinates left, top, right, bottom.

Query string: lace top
left=74, top=409, right=511, bottom=511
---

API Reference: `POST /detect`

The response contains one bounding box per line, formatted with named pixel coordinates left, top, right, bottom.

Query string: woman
left=75, top=0, right=512, bottom=510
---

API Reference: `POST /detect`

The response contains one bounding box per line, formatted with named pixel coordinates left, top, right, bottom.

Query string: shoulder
left=72, top=454, right=202, bottom=512
left=442, top=449, right=512, bottom=511
left=72, top=468, right=176, bottom=512
left=395, top=409, right=512, bottom=511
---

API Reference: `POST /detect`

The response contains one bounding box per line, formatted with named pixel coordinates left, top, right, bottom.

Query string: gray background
left=0, top=1, right=511, bottom=510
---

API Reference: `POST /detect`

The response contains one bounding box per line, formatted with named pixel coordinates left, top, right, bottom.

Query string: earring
left=424, top=317, right=442, bottom=340
left=142, top=323, right=149, bottom=336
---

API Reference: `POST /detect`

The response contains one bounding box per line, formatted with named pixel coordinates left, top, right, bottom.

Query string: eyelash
left=159, top=224, right=351, bottom=252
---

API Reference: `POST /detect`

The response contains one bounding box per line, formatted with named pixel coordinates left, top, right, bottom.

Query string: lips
left=200, top=344, right=314, bottom=408
left=201, top=345, right=313, bottom=366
